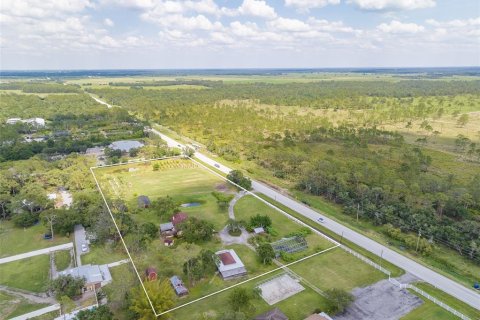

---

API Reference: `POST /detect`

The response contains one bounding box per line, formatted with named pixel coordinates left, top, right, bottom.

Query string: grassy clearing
left=0, top=291, right=48, bottom=320
left=54, top=250, right=71, bottom=271
left=290, top=249, right=385, bottom=291
left=408, top=283, right=480, bottom=319
left=0, top=221, right=70, bottom=258
left=103, top=263, right=138, bottom=320
left=0, top=255, right=50, bottom=292
left=96, top=158, right=223, bottom=201
left=81, top=243, right=128, bottom=266
left=169, top=269, right=330, bottom=319
left=401, top=298, right=460, bottom=320
left=29, top=310, right=59, bottom=320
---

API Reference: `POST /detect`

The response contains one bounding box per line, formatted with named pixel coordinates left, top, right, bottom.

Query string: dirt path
left=0, top=286, right=56, bottom=305
left=218, top=227, right=253, bottom=248
left=228, top=191, right=247, bottom=220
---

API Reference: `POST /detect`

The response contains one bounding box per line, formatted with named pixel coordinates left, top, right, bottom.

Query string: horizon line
left=1, top=66, right=479, bottom=73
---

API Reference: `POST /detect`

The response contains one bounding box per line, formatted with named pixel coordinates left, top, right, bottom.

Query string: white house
left=215, top=249, right=247, bottom=280
left=24, top=118, right=45, bottom=127
left=6, top=118, right=22, bottom=124
left=6, top=117, right=45, bottom=127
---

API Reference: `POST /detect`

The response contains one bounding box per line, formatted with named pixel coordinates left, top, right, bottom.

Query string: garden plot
left=257, top=273, right=305, bottom=305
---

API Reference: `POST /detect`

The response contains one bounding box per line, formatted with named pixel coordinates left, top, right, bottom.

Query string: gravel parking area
left=334, top=274, right=423, bottom=320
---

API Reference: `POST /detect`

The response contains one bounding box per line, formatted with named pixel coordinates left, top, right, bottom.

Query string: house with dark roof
left=57, top=264, right=112, bottom=292
left=160, top=222, right=175, bottom=233
left=171, top=212, right=188, bottom=226
left=254, top=308, right=288, bottom=320
left=214, top=249, right=247, bottom=280
left=137, top=195, right=151, bottom=208
left=170, top=275, right=188, bottom=296
left=109, top=140, right=144, bottom=152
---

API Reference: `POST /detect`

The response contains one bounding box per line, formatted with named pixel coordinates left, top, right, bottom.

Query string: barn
left=214, top=249, right=247, bottom=280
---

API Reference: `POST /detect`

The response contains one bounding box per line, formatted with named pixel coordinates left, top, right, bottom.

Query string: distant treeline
left=108, top=79, right=223, bottom=88
left=91, top=80, right=480, bottom=110
left=0, top=82, right=81, bottom=93
left=0, top=93, right=100, bottom=121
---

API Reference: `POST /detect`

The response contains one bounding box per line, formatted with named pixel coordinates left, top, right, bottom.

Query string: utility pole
left=415, top=230, right=422, bottom=252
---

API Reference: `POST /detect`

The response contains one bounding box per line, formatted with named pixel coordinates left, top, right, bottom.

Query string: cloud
left=99, top=0, right=155, bottom=10
left=349, top=0, right=436, bottom=11
left=377, top=20, right=425, bottom=33
left=142, top=12, right=222, bottom=30
left=238, top=0, right=277, bottom=19
left=103, top=18, right=114, bottom=27
left=0, top=0, right=93, bottom=19
left=268, top=17, right=310, bottom=32
left=285, top=0, right=340, bottom=11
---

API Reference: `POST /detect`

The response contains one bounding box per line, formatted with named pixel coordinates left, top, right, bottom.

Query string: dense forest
left=0, top=82, right=81, bottom=93
left=90, top=80, right=480, bottom=271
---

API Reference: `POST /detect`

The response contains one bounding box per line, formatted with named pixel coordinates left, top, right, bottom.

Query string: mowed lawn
left=0, top=291, right=48, bottom=320
left=169, top=269, right=330, bottom=319
left=0, top=255, right=50, bottom=292
left=96, top=159, right=223, bottom=201
left=403, top=283, right=480, bottom=320
left=0, top=220, right=70, bottom=258
left=289, top=248, right=386, bottom=291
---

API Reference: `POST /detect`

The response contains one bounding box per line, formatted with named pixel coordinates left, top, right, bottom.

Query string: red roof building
left=219, top=252, right=236, bottom=265
left=171, top=212, right=188, bottom=226
left=145, top=267, right=157, bottom=281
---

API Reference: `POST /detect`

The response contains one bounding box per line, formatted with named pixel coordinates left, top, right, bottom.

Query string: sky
left=0, top=0, right=479, bottom=70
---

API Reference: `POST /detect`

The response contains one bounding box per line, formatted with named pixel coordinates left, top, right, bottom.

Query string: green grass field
left=169, top=270, right=330, bottom=319
left=54, top=250, right=71, bottom=271
left=407, top=283, right=480, bottom=319
left=94, top=158, right=394, bottom=318
left=0, top=221, right=71, bottom=258
left=81, top=243, right=129, bottom=266
left=0, top=291, right=48, bottom=320
left=0, top=255, right=50, bottom=292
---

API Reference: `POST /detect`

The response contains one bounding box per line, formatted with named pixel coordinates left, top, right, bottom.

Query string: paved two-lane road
left=151, top=128, right=480, bottom=311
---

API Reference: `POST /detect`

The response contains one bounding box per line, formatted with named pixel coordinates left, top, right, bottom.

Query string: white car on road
left=81, top=243, right=88, bottom=252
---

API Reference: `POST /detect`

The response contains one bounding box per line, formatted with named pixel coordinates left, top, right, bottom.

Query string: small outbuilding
left=137, top=195, right=151, bottom=208
left=145, top=267, right=158, bottom=281
left=171, top=212, right=188, bottom=226
left=254, top=308, right=288, bottom=320
left=254, top=227, right=265, bottom=234
left=170, top=275, right=188, bottom=296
